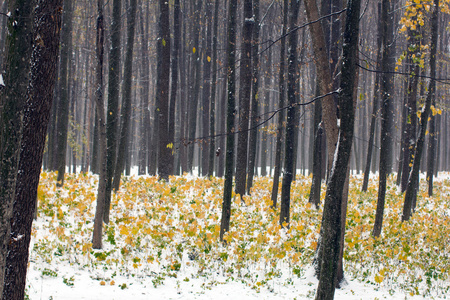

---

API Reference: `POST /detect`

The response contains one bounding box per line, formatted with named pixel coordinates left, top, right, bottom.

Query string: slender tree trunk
left=55, top=0, right=74, bottom=186
left=208, top=0, right=220, bottom=177
left=0, top=0, right=34, bottom=294
left=280, top=0, right=300, bottom=227
left=315, top=0, right=360, bottom=297
left=309, top=123, right=324, bottom=207
left=113, top=0, right=138, bottom=190
left=2, top=1, right=62, bottom=298
left=103, top=0, right=122, bottom=223
left=373, top=0, right=397, bottom=237
left=220, top=0, right=237, bottom=242
left=169, top=0, right=181, bottom=175
left=271, top=0, right=288, bottom=208
left=157, top=0, right=172, bottom=181
left=402, top=0, right=439, bottom=222
left=187, top=0, right=203, bottom=172
left=92, top=0, right=106, bottom=249
left=246, top=0, right=260, bottom=193
left=235, top=0, right=254, bottom=197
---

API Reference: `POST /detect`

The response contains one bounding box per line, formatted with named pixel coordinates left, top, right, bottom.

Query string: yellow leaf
left=167, top=143, right=173, bottom=149
left=110, top=280, right=115, bottom=285
left=162, top=38, right=166, bottom=47
left=100, top=281, right=106, bottom=286
left=375, top=273, right=384, bottom=284
left=193, top=47, right=196, bottom=53
left=207, top=56, right=211, bottom=62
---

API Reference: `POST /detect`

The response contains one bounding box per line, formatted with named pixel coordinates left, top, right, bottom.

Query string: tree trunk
left=235, top=0, right=254, bottom=197
left=315, top=0, right=360, bottom=297
left=0, top=0, right=34, bottom=294
left=280, top=0, right=300, bottom=227
left=220, top=0, right=237, bottom=242
left=169, top=0, right=181, bottom=175
left=2, top=1, right=62, bottom=298
left=92, top=0, right=106, bottom=249
left=373, top=0, right=397, bottom=238
left=246, top=0, right=260, bottom=194
left=271, top=0, right=288, bottom=208
left=157, top=0, right=172, bottom=181
left=55, top=0, right=74, bottom=187
left=402, top=0, right=439, bottom=222
left=103, top=0, right=122, bottom=223
left=309, top=123, right=324, bottom=207
left=113, top=0, right=138, bottom=190
left=208, top=0, right=220, bottom=177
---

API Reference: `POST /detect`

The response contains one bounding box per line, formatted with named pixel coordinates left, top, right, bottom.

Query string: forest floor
left=26, top=171, right=450, bottom=299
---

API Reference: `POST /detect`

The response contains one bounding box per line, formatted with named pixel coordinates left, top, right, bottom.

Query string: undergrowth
left=30, top=171, right=450, bottom=298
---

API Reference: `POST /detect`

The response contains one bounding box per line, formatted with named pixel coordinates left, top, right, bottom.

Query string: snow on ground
left=25, top=171, right=449, bottom=300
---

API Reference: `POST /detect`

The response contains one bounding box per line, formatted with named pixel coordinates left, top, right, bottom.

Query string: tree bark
left=55, top=0, right=74, bottom=186
left=271, top=0, right=288, bottom=208
left=280, top=0, right=300, bottom=227
left=103, top=0, right=122, bottom=223
left=0, top=0, right=34, bottom=294
left=92, top=0, right=106, bottom=250
left=113, top=0, right=138, bottom=190
left=315, top=0, right=360, bottom=297
left=235, top=0, right=254, bottom=197
left=373, top=0, right=397, bottom=238
left=2, top=1, right=62, bottom=298
left=220, top=0, right=237, bottom=242
left=246, top=0, right=260, bottom=193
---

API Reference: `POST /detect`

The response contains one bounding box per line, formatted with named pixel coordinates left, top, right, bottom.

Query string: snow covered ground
left=25, top=171, right=449, bottom=300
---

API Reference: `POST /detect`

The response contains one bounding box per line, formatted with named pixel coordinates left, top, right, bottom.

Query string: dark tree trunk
left=246, top=0, right=260, bottom=193
left=113, top=0, right=138, bottom=190
left=315, top=0, right=360, bottom=297
left=104, top=0, right=122, bottom=223
left=208, top=0, right=220, bottom=177
left=309, top=123, right=324, bottom=207
left=271, top=0, right=288, bottom=208
left=92, top=0, right=106, bottom=249
left=373, top=0, right=397, bottom=238
left=2, top=1, right=62, bottom=298
left=169, top=0, right=181, bottom=175
left=55, top=0, right=74, bottom=186
left=157, top=0, right=172, bottom=181
left=280, top=0, right=300, bottom=227
left=400, top=30, right=420, bottom=192
left=201, top=0, right=213, bottom=176
left=402, top=0, right=439, bottom=222
left=220, top=0, right=237, bottom=242
left=235, top=0, right=254, bottom=197
left=0, top=0, right=34, bottom=294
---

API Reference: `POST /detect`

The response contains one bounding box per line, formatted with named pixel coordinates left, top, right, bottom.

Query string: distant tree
left=0, top=0, right=34, bottom=295
left=220, top=0, right=237, bottom=242
left=362, top=2, right=382, bottom=193
left=113, top=0, right=138, bottom=190
left=208, top=0, right=220, bottom=177
left=2, top=1, right=63, bottom=298
left=315, top=0, right=361, bottom=297
left=55, top=0, right=74, bottom=187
